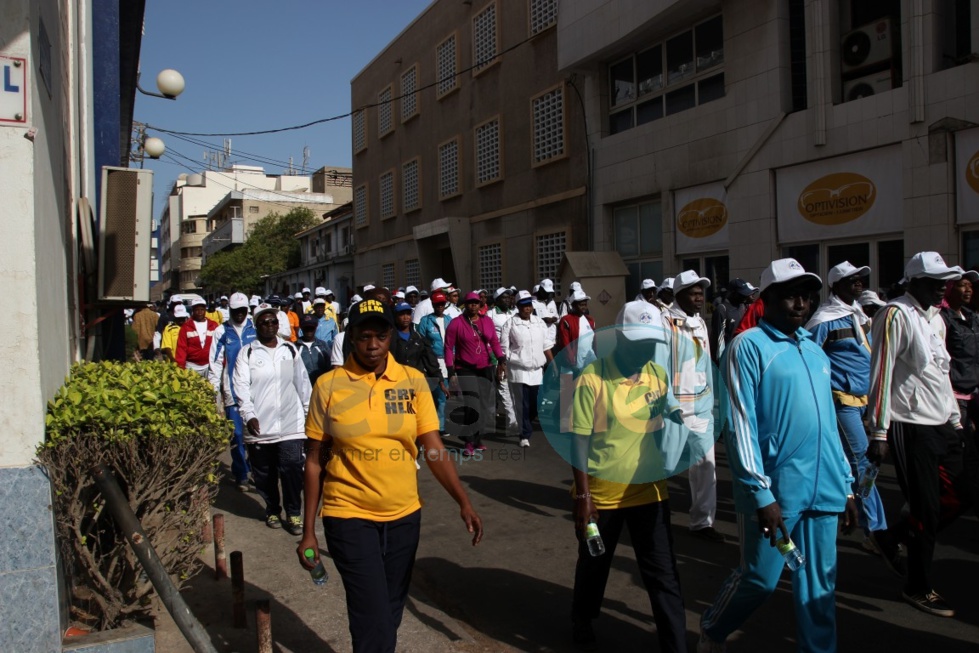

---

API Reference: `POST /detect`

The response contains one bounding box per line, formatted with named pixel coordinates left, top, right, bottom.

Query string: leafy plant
left=38, top=361, right=231, bottom=630
left=198, top=206, right=319, bottom=294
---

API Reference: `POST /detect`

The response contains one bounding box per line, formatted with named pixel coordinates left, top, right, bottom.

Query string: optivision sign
left=797, top=173, right=876, bottom=225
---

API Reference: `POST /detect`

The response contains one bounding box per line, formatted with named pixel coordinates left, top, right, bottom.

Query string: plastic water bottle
left=777, top=537, right=805, bottom=571
left=857, top=465, right=879, bottom=499
left=585, top=521, right=606, bottom=557
left=304, top=548, right=327, bottom=585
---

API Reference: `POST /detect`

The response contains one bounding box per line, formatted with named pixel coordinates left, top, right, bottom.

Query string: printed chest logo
left=797, top=172, right=876, bottom=225
left=677, top=198, right=728, bottom=238
left=967, top=150, right=979, bottom=195
left=384, top=388, right=417, bottom=415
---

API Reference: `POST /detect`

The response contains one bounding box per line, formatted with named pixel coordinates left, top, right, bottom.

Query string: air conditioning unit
left=841, top=18, right=894, bottom=74
left=843, top=70, right=894, bottom=102
left=98, top=167, right=153, bottom=301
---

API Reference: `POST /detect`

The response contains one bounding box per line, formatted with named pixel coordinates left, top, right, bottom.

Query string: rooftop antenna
left=302, top=146, right=310, bottom=175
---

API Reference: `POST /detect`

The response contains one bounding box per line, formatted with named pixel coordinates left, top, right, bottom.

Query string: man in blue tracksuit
left=699, top=259, right=858, bottom=653
left=805, top=261, right=887, bottom=545
left=208, top=292, right=257, bottom=491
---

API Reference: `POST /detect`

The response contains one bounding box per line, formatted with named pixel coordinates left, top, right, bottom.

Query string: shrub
left=38, top=361, right=231, bottom=630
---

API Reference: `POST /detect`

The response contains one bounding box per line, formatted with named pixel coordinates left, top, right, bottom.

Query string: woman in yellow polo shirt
left=299, top=298, right=483, bottom=653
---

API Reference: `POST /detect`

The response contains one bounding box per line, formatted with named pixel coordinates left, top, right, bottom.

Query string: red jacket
left=554, top=313, right=596, bottom=370
left=176, top=318, right=218, bottom=368
left=733, top=298, right=765, bottom=336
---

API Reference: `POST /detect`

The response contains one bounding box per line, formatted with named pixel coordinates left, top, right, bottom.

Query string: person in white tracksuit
left=233, top=303, right=312, bottom=536
left=663, top=270, right=722, bottom=542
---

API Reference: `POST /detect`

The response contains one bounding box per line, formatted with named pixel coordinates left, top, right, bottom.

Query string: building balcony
left=202, top=217, right=244, bottom=260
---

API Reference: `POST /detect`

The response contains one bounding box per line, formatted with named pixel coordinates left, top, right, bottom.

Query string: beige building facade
left=350, top=0, right=586, bottom=294
left=558, top=0, right=979, bottom=298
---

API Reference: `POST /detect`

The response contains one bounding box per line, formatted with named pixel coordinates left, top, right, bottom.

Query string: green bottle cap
left=304, top=548, right=316, bottom=560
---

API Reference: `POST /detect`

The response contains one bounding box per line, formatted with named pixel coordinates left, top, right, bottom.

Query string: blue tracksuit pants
left=701, top=511, right=839, bottom=653
left=225, top=405, right=251, bottom=484
left=836, top=404, right=886, bottom=533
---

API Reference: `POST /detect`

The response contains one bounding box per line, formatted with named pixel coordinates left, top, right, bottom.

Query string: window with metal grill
left=532, top=85, right=565, bottom=165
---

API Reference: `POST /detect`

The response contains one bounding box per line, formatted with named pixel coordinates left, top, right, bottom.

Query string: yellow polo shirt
left=306, top=352, right=440, bottom=521
left=160, top=322, right=181, bottom=357
left=571, top=355, right=670, bottom=509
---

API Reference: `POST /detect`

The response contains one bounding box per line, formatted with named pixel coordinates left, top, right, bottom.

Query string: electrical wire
left=159, top=149, right=329, bottom=213
left=147, top=29, right=541, bottom=137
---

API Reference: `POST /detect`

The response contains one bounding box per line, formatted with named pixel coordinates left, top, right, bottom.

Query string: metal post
left=231, top=551, right=246, bottom=629
left=213, top=514, right=227, bottom=580
left=90, top=464, right=218, bottom=653
left=256, top=599, right=272, bottom=653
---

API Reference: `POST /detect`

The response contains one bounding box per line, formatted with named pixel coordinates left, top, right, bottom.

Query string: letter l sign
left=4, top=66, right=19, bottom=92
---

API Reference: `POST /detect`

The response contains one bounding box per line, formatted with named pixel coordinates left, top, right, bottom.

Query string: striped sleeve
left=723, top=334, right=775, bottom=510
left=867, top=306, right=904, bottom=438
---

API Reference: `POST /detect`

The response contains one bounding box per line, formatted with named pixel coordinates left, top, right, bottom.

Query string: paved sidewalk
left=155, top=431, right=979, bottom=652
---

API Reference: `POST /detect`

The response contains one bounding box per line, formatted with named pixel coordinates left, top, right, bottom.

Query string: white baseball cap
left=539, top=279, right=555, bottom=293
left=229, top=292, right=249, bottom=310
left=350, top=294, right=363, bottom=303
left=827, top=261, right=871, bottom=286
left=294, top=291, right=303, bottom=299
left=394, top=291, right=405, bottom=300
left=532, top=284, right=540, bottom=293
left=253, top=303, right=277, bottom=319
left=430, top=278, right=451, bottom=291
left=190, top=296, right=207, bottom=307
left=313, top=297, right=326, bottom=306
left=673, top=270, right=711, bottom=294
left=362, top=284, right=376, bottom=292
left=659, top=277, right=675, bottom=291
left=172, top=304, right=189, bottom=318
left=616, top=300, right=664, bottom=341
left=302, top=287, right=311, bottom=294
left=641, top=279, right=657, bottom=290
left=569, top=290, right=590, bottom=303
left=858, top=290, right=886, bottom=308
left=314, top=286, right=328, bottom=297
left=569, top=281, right=582, bottom=293
left=515, top=290, right=534, bottom=305
left=494, top=287, right=511, bottom=300
left=904, top=251, right=961, bottom=281
left=405, top=285, right=419, bottom=294
left=954, top=266, right=979, bottom=282
left=220, top=295, right=228, bottom=301
left=760, top=258, right=823, bottom=293
left=324, top=288, right=335, bottom=296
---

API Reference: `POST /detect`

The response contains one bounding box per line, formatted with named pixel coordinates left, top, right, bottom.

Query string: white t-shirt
left=193, top=320, right=208, bottom=347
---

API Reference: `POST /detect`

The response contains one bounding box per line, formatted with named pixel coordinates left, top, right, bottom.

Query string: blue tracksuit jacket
left=723, top=319, right=853, bottom=517
left=807, top=316, right=872, bottom=397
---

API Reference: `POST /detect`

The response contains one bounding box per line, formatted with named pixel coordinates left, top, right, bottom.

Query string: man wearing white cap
left=176, top=297, right=220, bottom=378
left=636, top=278, right=658, bottom=303
left=657, top=277, right=675, bottom=308
left=301, top=287, right=312, bottom=314
left=324, top=289, right=340, bottom=318
left=209, top=292, right=257, bottom=491
left=700, top=258, right=856, bottom=653
left=569, top=299, right=686, bottom=651
left=413, top=278, right=452, bottom=325
left=404, top=285, right=421, bottom=308
left=533, top=279, right=560, bottom=343
left=664, top=270, right=720, bottom=542
left=867, top=252, right=970, bottom=617
left=218, top=295, right=231, bottom=323
left=805, top=262, right=888, bottom=553
left=160, top=304, right=188, bottom=363
left=559, top=281, right=583, bottom=317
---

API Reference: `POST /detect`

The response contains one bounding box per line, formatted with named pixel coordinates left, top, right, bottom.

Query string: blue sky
left=137, top=0, right=432, bottom=215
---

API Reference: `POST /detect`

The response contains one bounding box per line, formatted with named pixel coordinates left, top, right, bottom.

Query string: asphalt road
left=156, top=428, right=979, bottom=652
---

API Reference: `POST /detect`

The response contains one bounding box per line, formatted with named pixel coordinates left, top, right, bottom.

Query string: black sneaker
left=572, top=620, right=597, bottom=651
left=691, top=526, right=725, bottom=543
left=901, top=590, right=955, bottom=617
left=265, top=514, right=282, bottom=529
left=869, top=530, right=906, bottom=578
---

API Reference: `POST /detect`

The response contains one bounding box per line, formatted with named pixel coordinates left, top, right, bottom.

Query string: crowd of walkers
left=123, top=251, right=977, bottom=653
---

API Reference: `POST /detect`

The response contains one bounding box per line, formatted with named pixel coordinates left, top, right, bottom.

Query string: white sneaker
left=697, top=631, right=726, bottom=653
left=519, top=438, right=530, bottom=448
